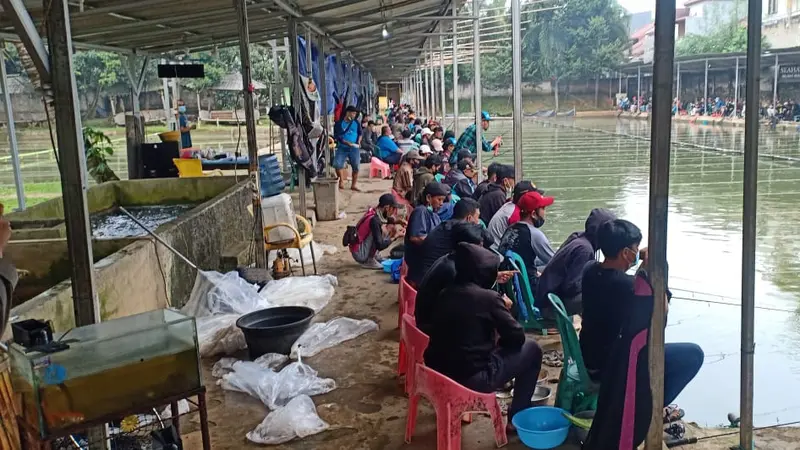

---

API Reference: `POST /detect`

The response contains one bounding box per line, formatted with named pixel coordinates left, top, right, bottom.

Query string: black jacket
left=407, top=220, right=487, bottom=285
left=473, top=180, right=491, bottom=201
left=424, top=243, right=525, bottom=381
left=478, top=182, right=507, bottom=225
left=536, top=208, right=616, bottom=303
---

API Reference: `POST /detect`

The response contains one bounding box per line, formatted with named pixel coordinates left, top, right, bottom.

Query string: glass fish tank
left=8, top=309, right=201, bottom=439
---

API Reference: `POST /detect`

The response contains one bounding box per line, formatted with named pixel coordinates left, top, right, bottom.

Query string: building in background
left=762, top=0, right=800, bottom=49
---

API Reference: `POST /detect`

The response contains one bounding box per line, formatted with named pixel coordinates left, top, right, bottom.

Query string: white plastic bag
left=160, top=399, right=190, bottom=419
left=182, top=271, right=265, bottom=317
left=254, top=353, right=289, bottom=371
left=196, top=315, right=246, bottom=357
left=211, top=357, right=239, bottom=378
left=219, top=360, right=335, bottom=410
left=246, top=395, right=329, bottom=445
left=267, top=242, right=338, bottom=267
left=291, top=317, right=378, bottom=359
left=260, top=275, right=338, bottom=313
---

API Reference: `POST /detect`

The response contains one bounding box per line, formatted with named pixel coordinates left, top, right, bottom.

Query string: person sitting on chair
left=424, top=242, right=543, bottom=431
left=376, top=125, right=403, bottom=166
left=404, top=182, right=450, bottom=287
left=497, top=191, right=555, bottom=297
left=581, top=219, right=703, bottom=421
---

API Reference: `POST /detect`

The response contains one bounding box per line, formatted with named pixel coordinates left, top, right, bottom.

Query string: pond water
left=90, top=204, right=194, bottom=238
left=479, top=117, right=800, bottom=426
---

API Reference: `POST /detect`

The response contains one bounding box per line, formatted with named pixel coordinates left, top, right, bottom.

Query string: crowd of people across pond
left=341, top=101, right=704, bottom=446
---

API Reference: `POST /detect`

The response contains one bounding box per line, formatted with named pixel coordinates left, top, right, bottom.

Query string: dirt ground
left=179, top=177, right=800, bottom=450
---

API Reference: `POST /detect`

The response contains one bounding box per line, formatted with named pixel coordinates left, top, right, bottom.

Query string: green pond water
left=479, top=117, right=800, bottom=426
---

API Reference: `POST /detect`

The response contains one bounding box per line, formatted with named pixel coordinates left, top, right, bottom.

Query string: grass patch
left=0, top=182, right=62, bottom=212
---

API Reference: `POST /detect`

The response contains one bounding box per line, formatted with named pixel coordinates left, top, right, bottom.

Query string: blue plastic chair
left=502, top=250, right=547, bottom=334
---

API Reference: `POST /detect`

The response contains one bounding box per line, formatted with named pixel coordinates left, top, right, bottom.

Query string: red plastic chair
left=400, top=260, right=409, bottom=278
left=405, top=365, right=508, bottom=449
left=397, top=278, right=418, bottom=376
left=401, top=314, right=429, bottom=395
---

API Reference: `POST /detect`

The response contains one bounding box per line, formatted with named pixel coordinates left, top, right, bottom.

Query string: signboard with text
left=780, top=65, right=800, bottom=82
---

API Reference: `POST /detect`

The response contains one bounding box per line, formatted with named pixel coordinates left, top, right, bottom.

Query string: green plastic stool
left=548, top=293, right=598, bottom=414
left=502, top=251, right=547, bottom=334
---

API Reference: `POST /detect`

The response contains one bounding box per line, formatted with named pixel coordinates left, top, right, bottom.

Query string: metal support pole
left=734, top=57, right=740, bottom=118
left=704, top=59, right=709, bottom=114
left=429, top=39, right=436, bottom=119
left=637, top=66, right=642, bottom=109
left=511, top=0, right=522, bottom=181
left=440, top=33, right=446, bottom=121
left=676, top=63, right=681, bottom=101
left=46, top=0, right=99, bottom=327
left=288, top=18, right=307, bottom=219
left=773, top=53, right=779, bottom=106
left=424, top=49, right=431, bottom=119
left=161, top=58, right=172, bottom=130
left=645, top=0, right=677, bottom=447
left=319, top=38, right=331, bottom=177
left=234, top=0, right=267, bottom=269
left=473, top=0, right=482, bottom=179
left=453, top=0, right=460, bottom=131
left=0, top=41, right=25, bottom=210
left=618, top=72, right=622, bottom=94
left=740, top=0, right=762, bottom=447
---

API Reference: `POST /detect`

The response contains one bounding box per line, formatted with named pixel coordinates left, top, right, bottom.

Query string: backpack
left=343, top=208, right=376, bottom=251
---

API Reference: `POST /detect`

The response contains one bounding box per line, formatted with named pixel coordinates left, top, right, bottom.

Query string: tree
left=72, top=51, right=124, bottom=119
left=676, top=25, right=770, bottom=56
left=522, top=0, right=628, bottom=110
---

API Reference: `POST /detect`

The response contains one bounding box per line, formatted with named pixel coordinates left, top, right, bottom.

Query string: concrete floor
left=178, top=177, right=800, bottom=450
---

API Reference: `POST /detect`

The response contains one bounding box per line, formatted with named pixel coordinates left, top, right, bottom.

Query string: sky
left=616, top=0, right=685, bottom=14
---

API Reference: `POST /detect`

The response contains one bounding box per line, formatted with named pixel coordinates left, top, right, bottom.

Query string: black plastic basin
left=236, top=306, right=315, bottom=358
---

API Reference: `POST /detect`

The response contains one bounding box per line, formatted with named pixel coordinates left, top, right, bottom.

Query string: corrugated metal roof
left=0, top=0, right=454, bottom=82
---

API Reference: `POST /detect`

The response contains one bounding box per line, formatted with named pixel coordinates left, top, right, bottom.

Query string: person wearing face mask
left=423, top=242, right=543, bottom=432
left=478, top=164, right=515, bottom=225
left=404, top=182, right=450, bottom=287
left=580, top=219, right=702, bottom=425
left=497, top=191, right=555, bottom=295
left=407, top=198, right=492, bottom=286
left=177, top=100, right=192, bottom=149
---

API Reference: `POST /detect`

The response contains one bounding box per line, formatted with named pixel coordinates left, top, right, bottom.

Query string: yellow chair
left=173, top=158, right=223, bottom=178
left=173, top=158, right=205, bottom=178
left=263, top=215, right=317, bottom=276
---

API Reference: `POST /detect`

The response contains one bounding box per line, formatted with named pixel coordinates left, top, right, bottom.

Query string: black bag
left=342, top=225, right=359, bottom=247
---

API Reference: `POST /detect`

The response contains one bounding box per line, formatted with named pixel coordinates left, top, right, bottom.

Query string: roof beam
left=104, top=17, right=282, bottom=47
left=304, top=0, right=371, bottom=15
left=0, top=0, right=49, bottom=80
left=328, top=5, right=443, bottom=36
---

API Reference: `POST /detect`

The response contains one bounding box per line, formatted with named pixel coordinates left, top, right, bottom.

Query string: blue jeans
left=334, top=146, right=360, bottom=170
left=382, top=152, right=402, bottom=165
left=664, top=342, right=704, bottom=406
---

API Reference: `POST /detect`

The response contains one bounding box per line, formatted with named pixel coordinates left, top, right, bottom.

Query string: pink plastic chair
left=401, top=314, right=429, bottom=395
left=370, top=157, right=391, bottom=178
left=397, top=278, right=418, bottom=376
left=400, top=260, right=409, bottom=278
left=405, top=364, right=508, bottom=450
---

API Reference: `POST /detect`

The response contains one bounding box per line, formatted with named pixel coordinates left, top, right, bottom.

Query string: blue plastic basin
left=382, top=258, right=401, bottom=273
left=512, top=406, right=570, bottom=449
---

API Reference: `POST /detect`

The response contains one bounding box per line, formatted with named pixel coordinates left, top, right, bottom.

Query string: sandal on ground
left=663, top=404, right=685, bottom=424
left=543, top=350, right=564, bottom=368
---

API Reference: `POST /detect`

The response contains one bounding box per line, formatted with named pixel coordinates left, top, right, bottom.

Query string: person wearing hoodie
left=393, top=150, right=422, bottom=200
left=479, top=164, right=515, bottom=225
left=535, top=208, right=617, bottom=317
left=486, top=181, right=537, bottom=246
left=424, top=242, right=543, bottom=427
left=0, top=204, right=15, bottom=335
left=449, top=160, right=478, bottom=201
left=411, top=155, right=442, bottom=206
left=407, top=198, right=488, bottom=286
left=473, top=162, right=501, bottom=201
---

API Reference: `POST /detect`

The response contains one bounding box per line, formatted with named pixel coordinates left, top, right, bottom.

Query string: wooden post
left=125, top=114, right=144, bottom=179
left=234, top=0, right=267, bottom=269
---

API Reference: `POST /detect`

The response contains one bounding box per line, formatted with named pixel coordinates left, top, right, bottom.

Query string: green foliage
left=83, top=127, right=119, bottom=183
left=522, top=0, right=628, bottom=81
left=676, top=24, right=771, bottom=56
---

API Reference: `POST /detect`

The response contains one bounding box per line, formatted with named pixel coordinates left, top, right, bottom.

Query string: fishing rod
left=118, top=206, right=199, bottom=271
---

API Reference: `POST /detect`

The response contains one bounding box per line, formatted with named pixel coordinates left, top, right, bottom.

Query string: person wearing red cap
left=497, top=191, right=555, bottom=297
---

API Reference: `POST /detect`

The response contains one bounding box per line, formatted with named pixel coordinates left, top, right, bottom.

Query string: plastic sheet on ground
left=182, top=270, right=265, bottom=317
left=246, top=395, right=329, bottom=445
left=160, top=399, right=190, bottom=419
left=219, top=360, right=336, bottom=410
left=267, top=241, right=338, bottom=267
left=260, top=275, right=338, bottom=312
left=212, top=354, right=287, bottom=378
left=196, top=314, right=246, bottom=357
left=291, top=317, right=379, bottom=359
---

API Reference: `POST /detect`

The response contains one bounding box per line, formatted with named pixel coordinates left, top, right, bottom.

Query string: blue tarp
left=298, top=36, right=353, bottom=115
